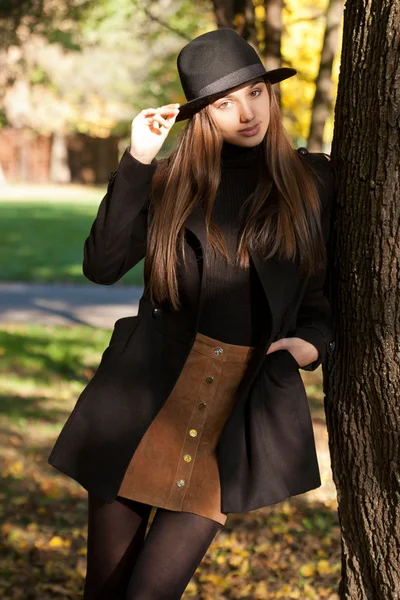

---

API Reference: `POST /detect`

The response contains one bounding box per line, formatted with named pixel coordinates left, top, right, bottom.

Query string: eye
left=218, top=88, right=262, bottom=109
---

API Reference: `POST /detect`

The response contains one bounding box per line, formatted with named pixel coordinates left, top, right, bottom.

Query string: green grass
left=0, top=199, right=144, bottom=285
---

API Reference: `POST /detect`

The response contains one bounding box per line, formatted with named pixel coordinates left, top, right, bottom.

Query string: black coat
left=48, top=146, right=336, bottom=514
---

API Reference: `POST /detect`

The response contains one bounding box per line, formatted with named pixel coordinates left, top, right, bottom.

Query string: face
left=207, top=76, right=270, bottom=147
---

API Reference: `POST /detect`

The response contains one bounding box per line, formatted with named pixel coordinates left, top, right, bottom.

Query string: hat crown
left=177, top=29, right=263, bottom=101
left=174, top=28, right=297, bottom=122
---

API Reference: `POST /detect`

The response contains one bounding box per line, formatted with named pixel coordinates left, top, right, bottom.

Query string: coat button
left=177, top=479, right=185, bottom=487
left=214, top=347, right=223, bottom=355
left=297, top=147, right=308, bottom=155
left=205, top=376, right=214, bottom=384
left=152, top=307, right=162, bottom=318
left=198, top=402, right=206, bottom=410
left=189, top=429, right=197, bottom=437
left=183, top=454, right=192, bottom=462
left=329, top=341, right=336, bottom=351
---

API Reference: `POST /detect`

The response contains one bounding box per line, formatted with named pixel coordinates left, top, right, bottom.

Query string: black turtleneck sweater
left=197, top=140, right=270, bottom=346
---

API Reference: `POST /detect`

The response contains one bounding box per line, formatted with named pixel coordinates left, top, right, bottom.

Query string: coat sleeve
left=292, top=152, right=336, bottom=371
left=82, top=147, right=158, bottom=285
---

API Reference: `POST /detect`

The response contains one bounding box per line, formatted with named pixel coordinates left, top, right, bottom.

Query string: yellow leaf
left=254, top=581, right=268, bottom=599
left=239, top=558, right=250, bottom=575
left=49, top=535, right=63, bottom=547
left=317, top=559, right=332, bottom=575
left=277, top=584, right=292, bottom=598
left=229, top=554, right=242, bottom=567
left=299, top=562, right=316, bottom=577
left=48, top=535, right=70, bottom=548
left=254, top=542, right=270, bottom=553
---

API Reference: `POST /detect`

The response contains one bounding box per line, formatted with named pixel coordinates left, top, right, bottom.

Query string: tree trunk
left=326, top=0, right=400, bottom=597
left=262, top=0, right=284, bottom=106
left=308, top=0, right=343, bottom=152
left=50, top=131, right=71, bottom=183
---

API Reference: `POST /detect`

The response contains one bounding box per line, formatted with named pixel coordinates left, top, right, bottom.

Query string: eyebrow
left=220, top=79, right=264, bottom=100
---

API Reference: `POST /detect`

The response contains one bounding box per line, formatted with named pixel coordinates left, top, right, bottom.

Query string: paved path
left=0, top=282, right=143, bottom=329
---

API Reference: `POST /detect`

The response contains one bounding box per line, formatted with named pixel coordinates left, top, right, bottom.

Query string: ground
left=0, top=183, right=341, bottom=599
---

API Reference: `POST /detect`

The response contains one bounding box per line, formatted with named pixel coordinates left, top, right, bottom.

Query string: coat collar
left=184, top=202, right=300, bottom=336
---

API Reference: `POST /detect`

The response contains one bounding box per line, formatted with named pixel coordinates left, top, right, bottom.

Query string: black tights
left=83, top=493, right=223, bottom=599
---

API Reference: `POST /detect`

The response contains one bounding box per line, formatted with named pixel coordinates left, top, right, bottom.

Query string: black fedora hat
left=175, top=28, right=296, bottom=123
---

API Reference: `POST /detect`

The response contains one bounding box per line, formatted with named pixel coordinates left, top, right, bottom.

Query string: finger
left=152, top=114, right=173, bottom=128
left=151, top=115, right=168, bottom=128
left=158, top=103, right=180, bottom=110
left=142, top=105, right=179, bottom=116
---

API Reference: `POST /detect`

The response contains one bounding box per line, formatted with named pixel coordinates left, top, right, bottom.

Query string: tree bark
left=326, top=0, right=400, bottom=597
left=308, top=0, right=343, bottom=152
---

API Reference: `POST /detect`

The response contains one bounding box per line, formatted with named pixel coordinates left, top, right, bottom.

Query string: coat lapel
left=184, top=203, right=300, bottom=338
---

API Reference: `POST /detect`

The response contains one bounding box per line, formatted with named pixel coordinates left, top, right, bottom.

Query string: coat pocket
left=101, top=315, right=141, bottom=362
left=263, top=348, right=300, bottom=387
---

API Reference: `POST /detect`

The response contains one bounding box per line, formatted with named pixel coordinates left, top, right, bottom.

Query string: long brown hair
left=144, top=77, right=328, bottom=311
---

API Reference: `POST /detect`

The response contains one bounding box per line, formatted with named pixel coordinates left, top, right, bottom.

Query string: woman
left=48, top=28, right=336, bottom=599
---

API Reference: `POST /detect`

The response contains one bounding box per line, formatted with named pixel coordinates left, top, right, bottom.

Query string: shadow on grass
left=0, top=326, right=108, bottom=387
left=0, top=394, right=73, bottom=424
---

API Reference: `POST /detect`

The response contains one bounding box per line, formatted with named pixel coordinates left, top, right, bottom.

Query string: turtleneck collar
left=220, top=139, right=262, bottom=170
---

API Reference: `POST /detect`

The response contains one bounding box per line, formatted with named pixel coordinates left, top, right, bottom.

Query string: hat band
left=195, top=63, right=266, bottom=99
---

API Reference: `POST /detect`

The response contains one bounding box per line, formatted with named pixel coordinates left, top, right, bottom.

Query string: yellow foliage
left=2, top=460, right=24, bottom=477
left=229, top=554, right=243, bottom=567
left=239, top=557, right=250, bottom=575
left=281, top=501, right=293, bottom=515
left=254, top=542, right=270, bottom=553
left=317, top=559, right=333, bottom=575
left=254, top=581, right=268, bottom=598
left=279, top=0, right=341, bottom=144
left=184, top=580, right=198, bottom=596
left=48, top=535, right=71, bottom=548
left=299, top=561, right=316, bottom=577
left=276, top=584, right=294, bottom=598
left=200, top=573, right=229, bottom=589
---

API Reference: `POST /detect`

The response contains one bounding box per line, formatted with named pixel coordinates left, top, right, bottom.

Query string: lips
left=239, top=123, right=260, bottom=132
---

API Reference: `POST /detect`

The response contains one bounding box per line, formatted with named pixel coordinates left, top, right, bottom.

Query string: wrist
left=128, top=146, right=154, bottom=165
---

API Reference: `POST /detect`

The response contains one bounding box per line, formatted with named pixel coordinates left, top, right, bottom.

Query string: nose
left=239, top=102, right=256, bottom=122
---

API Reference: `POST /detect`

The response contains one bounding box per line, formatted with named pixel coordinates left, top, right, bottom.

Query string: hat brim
left=175, top=67, right=296, bottom=123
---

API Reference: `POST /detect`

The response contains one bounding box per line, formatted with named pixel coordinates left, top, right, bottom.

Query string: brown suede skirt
left=117, top=331, right=257, bottom=525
